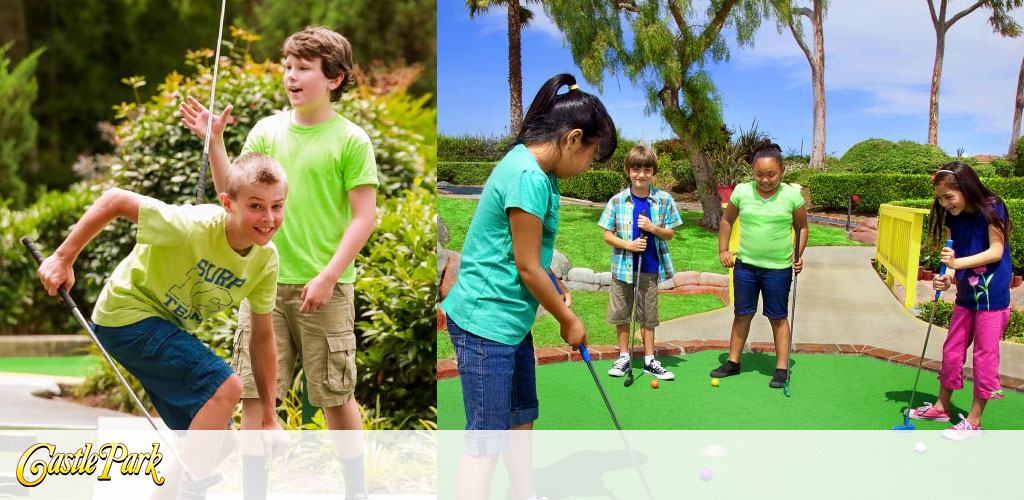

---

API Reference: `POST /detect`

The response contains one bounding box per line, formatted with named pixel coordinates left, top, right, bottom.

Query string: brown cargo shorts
left=606, top=272, right=660, bottom=328
left=231, top=283, right=357, bottom=408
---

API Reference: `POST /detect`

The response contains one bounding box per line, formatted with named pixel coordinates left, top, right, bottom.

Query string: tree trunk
left=0, top=0, right=29, bottom=60
left=677, top=135, right=721, bottom=229
left=508, top=0, right=523, bottom=138
left=928, top=25, right=946, bottom=145
left=1010, top=52, right=1024, bottom=159
left=810, top=0, right=825, bottom=168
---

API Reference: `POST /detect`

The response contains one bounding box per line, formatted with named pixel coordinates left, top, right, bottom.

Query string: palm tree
left=467, top=0, right=536, bottom=138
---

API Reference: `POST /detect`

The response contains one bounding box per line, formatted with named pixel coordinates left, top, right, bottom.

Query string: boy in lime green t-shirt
left=180, top=26, right=376, bottom=500
left=35, top=153, right=287, bottom=497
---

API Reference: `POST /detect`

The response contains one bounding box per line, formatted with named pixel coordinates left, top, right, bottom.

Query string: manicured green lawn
left=439, top=197, right=866, bottom=274
left=437, top=290, right=724, bottom=359
left=0, top=355, right=102, bottom=377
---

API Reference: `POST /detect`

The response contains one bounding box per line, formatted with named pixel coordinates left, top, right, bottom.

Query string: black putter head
left=624, top=373, right=634, bottom=387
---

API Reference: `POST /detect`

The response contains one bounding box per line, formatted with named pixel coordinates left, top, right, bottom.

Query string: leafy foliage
left=1016, top=136, right=1024, bottom=176
left=917, top=299, right=1024, bottom=343
left=437, top=134, right=511, bottom=162
left=437, top=162, right=497, bottom=185
left=560, top=170, right=627, bottom=202
left=0, top=44, right=44, bottom=208
left=839, top=138, right=958, bottom=174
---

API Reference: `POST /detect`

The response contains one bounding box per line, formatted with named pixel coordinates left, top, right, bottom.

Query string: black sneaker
left=709, top=360, right=741, bottom=378
left=644, top=359, right=675, bottom=380
left=769, top=369, right=788, bottom=388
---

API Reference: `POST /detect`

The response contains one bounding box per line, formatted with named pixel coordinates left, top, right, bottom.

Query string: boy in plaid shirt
left=598, top=145, right=682, bottom=380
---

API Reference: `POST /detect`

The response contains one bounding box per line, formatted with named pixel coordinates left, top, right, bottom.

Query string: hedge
left=560, top=170, right=627, bottom=202
left=437, top=161, right=496, bottom=185
left=438, top=134, right=510, bottom=162
left=808, top=173, right=1024, bottom=212
left=840, top=138, right=962, bottom=174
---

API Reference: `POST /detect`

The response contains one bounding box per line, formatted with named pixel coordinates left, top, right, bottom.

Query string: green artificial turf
left=439, top=197, right=866, bottom=275
left=0, top=355, right=102, bottom=377
left=437, top=350, right=1024, bottom=430
left=437, top=291, right=724, bottom=359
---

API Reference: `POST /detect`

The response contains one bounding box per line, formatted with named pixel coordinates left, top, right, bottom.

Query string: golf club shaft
left=21, top=237, right=197, bottom=482
left=905, top=238, right=953, bottom=413
left=786, top=226, right=802, bottom=389
left=196, top=0, right=228, bottom=204
left=626, top=251, right=643, bottom=386
left=579, top=346, right=656, bottom=500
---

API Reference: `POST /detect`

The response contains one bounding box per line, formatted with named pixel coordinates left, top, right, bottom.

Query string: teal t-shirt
left=442, top=144, right=560, bottom=345
left=241, top=111, right=379, bottom=284
left=731, top=182, right=804, bottom=269
left=92, top=197, right=279, bottom=331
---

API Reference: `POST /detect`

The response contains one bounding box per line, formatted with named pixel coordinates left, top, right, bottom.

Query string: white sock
left=645, top=355, right=654, bottom=365
left=619, top=352, right=629, bottom=359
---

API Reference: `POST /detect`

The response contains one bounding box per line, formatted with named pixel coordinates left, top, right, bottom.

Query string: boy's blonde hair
left=283, top=26, right=354, bottom=101
left=624, top=145, right=658, bottom=174
left=224, top=153, right=287, bottom=198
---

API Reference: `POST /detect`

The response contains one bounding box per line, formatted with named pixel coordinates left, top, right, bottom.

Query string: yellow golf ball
left=711, top=378, right=720, bottom=387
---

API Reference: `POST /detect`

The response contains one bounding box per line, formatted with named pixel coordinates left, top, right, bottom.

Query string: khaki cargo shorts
left=231, top=283, right=357, bottom=408
left=606, top=272, right=660, bottom=328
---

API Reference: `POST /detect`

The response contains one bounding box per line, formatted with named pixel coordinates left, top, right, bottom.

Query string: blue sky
left=438, top=0, right=1024, bottom=157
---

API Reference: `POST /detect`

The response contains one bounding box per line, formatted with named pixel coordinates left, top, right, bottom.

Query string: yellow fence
left=875, top=203, right=930, bottom=310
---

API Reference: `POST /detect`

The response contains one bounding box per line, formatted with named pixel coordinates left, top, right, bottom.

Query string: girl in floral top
left=910, top=162, right=1012, bottom=440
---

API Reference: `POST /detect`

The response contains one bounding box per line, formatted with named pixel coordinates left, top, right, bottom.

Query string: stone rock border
left=436, top=340, right=1024, bottom=394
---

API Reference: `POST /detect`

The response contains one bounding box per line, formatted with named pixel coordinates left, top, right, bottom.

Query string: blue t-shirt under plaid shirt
left=598, top=187, right=682, bottom=283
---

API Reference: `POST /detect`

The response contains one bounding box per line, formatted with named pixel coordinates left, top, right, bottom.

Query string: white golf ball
left=915, top=442, right=926, bottom=454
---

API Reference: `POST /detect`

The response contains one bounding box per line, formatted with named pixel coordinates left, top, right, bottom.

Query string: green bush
left=0, top=45, right=44, bottom=208
left=840, top=138, right=955, bottom=174
left=653, top=138, right=688, bottom=160
left=0, top=184, right=102, bottom=333
left=561, top=170, right=627, bottom=202
left=1016, top=136, right=1024, bottom=176
left=989, top=158, right=1014, bottom=178
left=809, top=174, right=1024, bottom=212
left=437, top=162, right=496, bottom=185
left=592, top=137, right=640, bottom=171
left=917, top=300, right=1024, bottom=343
left=437, top=134, right=510, bottom=162
left=667, top=159, right=695, bottom=192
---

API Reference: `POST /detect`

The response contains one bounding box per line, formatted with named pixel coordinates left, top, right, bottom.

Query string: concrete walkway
left=0, top=372, right=126, bottom=429
left=658, top=245, right=1024, bottom=382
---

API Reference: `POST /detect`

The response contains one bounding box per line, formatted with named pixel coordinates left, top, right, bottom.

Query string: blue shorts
left=733, top=259, right=793, bottom=319
left=447, top=316, right=538, bottom=456
left=94, top=317, right=234, bottom=430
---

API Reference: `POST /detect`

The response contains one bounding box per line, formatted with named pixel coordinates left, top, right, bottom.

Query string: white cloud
left=734, top=0, right=1024, bottom=138
left=467, top=4, right=565, bottom=43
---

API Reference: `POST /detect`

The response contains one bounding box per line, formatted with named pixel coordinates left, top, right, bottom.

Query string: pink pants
left=939, top=304, right=1008, bottom=400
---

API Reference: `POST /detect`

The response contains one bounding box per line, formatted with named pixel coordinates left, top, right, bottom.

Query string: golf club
left=893, top=238, right=953, bottom=431
left=21, top=236, right=198, bottom=482
left=196, top=0, right=228, bottom=204
left=624, top=252, right=642, bottom=388
left=784, top=226, right=802, bottom=397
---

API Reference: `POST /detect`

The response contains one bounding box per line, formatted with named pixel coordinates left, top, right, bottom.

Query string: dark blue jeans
left=733, top=259, right=793, bottom=319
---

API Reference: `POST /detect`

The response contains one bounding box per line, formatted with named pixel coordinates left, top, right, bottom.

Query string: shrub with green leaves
left=438, top=134, right=510, bottom=162
left=1016, top=136, right=1024, bottom=176
left=840, top=138, right=956, bottom=174
left=808, top=174, right=1024, bottom=212
left=560, top=170, right=627, bottom=202
left=437, top=162, right=496, bottom=185
left=0, top=45, right=44, bottom=208
left=917, top=299, right=1024, bottom=343
left=0, top=184, right=102, bottom=333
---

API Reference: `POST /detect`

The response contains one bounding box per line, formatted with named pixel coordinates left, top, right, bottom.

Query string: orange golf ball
left=711, top=378, right=720, bottom=387
left=650, top=379, right=659, bottom=389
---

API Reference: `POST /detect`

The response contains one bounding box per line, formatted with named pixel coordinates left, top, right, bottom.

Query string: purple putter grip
left=936, top=239, right=953, bottom=300
left=580, top=344, right=592, bottom=363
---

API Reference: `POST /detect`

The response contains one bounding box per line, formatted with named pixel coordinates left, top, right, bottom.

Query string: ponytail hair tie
left=568, top=84, right=579, bottom=90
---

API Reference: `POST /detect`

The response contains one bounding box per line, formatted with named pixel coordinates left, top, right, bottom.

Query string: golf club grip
left=196, top=151, right=209, bottom=203
left=935, top=239, right=953, bottom=300
left=580, top=344, right=592, bottom=363
left=794, top=226, right=802, bottom=258
left=21, top=236, right=77, bottom=310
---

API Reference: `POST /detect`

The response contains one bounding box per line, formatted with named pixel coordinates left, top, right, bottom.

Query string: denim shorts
left=94, top=316, right=234, bottom=430
left=447, top=316, right=538, bottom=456
left=733, top=259, right=793, bottom=319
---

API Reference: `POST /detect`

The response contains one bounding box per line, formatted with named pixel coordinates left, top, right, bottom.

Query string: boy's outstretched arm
left=300, top=185, right=377, bottom=313
left=38, top=188, right=143, bottom=296
left=179, top=96, right=234, bottom=195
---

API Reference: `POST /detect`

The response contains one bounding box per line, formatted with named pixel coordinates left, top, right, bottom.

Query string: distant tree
left=925, top=0, right=1022, bottom=145
left=0, top=43, right=43, bottom=207
left=466, top=0, right=538, bottom=138
left=1011, top=51, right=1023, bottom=159
left=544, top=0, right=768, bottom=229
left=773, top=0, right=827, bottom=168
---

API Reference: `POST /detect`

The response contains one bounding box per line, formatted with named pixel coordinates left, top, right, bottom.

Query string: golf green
left=438, top=350, right=1024, bottom=430
left=0, top=355, right=101, bottom=377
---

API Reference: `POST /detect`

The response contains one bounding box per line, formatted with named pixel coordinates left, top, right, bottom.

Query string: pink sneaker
left=941, top=414, right=983, bottom=441
left=908, top=402, right=950, bottom=422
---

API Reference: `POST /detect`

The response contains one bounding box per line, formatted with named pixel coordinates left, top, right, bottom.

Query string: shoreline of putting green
left=436, top=340, right=1024, bottom=396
